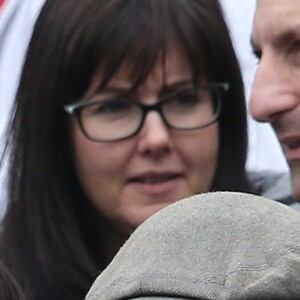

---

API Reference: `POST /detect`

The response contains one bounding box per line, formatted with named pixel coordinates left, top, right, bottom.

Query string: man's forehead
left=252, top=0, right=300, bottom=45
left=256, top=0, right=299, bottom=9
left=255, top=0, right=300, bottom=18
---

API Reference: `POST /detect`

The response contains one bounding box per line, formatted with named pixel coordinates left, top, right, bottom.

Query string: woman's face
left=71, top=47, right=219, bottom=234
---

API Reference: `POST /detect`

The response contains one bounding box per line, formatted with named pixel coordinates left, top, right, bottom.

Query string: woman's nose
left=249, top=54, right=298, bottom=123
left=137, top=112, right=173, bottom=158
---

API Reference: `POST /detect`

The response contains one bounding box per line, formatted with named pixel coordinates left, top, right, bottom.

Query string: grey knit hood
left=86, top=192, right=300, bottom=299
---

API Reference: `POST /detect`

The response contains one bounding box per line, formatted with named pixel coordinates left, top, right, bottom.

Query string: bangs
left=61, top=0, right=212, bottom=101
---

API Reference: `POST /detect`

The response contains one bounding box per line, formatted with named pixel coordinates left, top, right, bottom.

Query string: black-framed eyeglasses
left=64, top=82, right=229, bottom=142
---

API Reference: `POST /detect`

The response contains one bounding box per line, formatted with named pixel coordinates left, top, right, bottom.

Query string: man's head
left=250, top=0, right=300, bottom=200
left=86, top=192, right=300, bottom=299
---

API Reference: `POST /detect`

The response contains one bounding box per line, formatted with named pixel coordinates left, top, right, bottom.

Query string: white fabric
left=0, top=0, right=46, bottom=215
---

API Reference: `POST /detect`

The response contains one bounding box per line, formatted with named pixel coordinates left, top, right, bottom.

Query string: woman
left=0, top=0, right=251, bottom=299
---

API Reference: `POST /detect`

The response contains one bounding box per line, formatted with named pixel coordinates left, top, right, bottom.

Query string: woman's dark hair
left=0, top=0, right=251, bottom=299
left=0, top=261, right=25, bottom=300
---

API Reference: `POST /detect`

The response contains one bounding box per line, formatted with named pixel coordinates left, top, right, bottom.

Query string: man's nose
left=249, top=54, right=298, bottom=123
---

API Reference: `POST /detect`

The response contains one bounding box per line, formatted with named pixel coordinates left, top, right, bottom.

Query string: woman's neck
left=86, top=204, right=130, bottom=267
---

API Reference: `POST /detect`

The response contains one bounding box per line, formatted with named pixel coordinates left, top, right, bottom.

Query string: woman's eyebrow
left=162, top=79, right=195, bottom=92
left=86, top=86, right=130, bottom=98
left=86, top=79, right=196, bottom=99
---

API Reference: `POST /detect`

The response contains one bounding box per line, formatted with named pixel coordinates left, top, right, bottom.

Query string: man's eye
left=288, top=40, right=300, bottom=66
left=253, top=49, right=262, bottom=59
left=252, top=49, right=262, bottom=64
left=291, top=39, right=300, bottom=51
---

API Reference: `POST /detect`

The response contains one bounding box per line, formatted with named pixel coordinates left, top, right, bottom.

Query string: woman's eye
left=92, top=99, right=133, bottom=115
left=173, top=93, right=199, bottom=107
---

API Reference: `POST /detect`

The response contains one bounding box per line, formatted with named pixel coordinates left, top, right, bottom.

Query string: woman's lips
left=130, top=174, right=181, bottom=184
left=127, top=173, right=183, bottom=195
